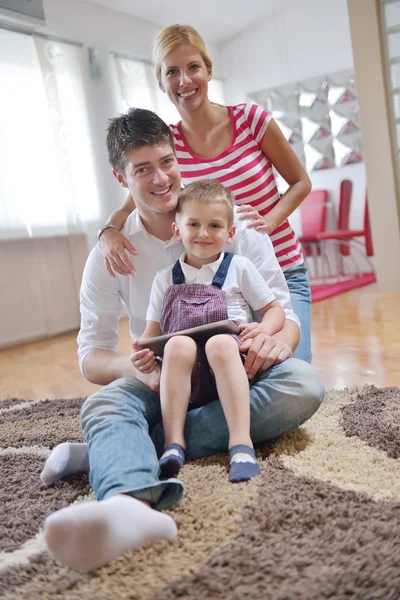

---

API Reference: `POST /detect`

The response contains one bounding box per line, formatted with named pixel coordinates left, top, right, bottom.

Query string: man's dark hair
left=106, top=108, right=175, bottom=173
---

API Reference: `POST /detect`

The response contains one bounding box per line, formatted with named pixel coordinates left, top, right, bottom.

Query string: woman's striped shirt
left=169, top=103, right=303, bottom=271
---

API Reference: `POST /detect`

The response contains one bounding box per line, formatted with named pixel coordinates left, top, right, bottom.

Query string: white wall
left=221, top=0, right=353, bottom=103
left=39, top=0, right=223, bottom=74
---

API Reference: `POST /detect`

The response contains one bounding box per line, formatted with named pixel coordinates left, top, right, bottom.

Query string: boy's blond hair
left=176, top=180, right=235, bottom=228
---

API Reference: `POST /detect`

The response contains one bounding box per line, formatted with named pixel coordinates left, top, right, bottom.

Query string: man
left=43, top=108, right=324, bottom=572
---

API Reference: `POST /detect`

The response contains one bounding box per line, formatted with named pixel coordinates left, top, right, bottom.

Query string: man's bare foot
left=134, top=362, right=161, bottom=394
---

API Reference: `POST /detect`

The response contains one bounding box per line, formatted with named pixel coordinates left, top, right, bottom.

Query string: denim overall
left=160, top=252, right=241, bottom=407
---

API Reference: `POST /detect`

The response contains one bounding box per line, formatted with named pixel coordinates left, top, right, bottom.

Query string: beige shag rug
left=0, top=386, right=399, bottom=600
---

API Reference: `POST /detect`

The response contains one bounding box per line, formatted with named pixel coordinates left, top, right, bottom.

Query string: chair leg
left=320, top=241, right=332, bottom=282
left=311, top=243, right=320, bottom=281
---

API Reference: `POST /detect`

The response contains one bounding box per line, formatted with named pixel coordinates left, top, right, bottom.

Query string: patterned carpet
left=0, top=386, right=399, bottom=599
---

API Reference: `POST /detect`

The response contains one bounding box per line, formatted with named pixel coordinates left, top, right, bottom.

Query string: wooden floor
left=1, top=283, right=399, bottom=402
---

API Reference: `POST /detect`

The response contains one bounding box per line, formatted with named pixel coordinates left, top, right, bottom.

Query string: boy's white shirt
left=78, top=207, right=300, bottom=374
left=146, top=252, right=276, bottom=325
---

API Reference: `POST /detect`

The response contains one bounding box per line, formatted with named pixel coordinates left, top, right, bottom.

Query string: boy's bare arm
left=257, top=300, right=286, bottom=335
left=106, top=195, right=136, bottom=231
left=239, top=300, right=286, bottom=340
left=140, top=320, right=162, bottom=341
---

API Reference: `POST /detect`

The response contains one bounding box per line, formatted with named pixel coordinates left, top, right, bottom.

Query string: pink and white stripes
left=170, top=103, right=303, bottom=271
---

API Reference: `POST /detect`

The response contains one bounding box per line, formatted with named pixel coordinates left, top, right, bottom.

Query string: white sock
left=40, top=442, right=89, bottom=486
left=44, top=495, right=178, bottom=571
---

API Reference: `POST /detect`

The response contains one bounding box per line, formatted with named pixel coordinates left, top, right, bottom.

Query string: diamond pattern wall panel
left=250, top=70, right=363, bottom=172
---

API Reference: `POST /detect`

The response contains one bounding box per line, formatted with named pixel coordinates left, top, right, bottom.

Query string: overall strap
left=212, top=252, right=234, bottom=289
left=172, top=252, right=234, bottom=287
left=172, top=259, right=185, bottom=284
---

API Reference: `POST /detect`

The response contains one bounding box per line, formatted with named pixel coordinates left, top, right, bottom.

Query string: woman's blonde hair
left=153, top=24, right=212, bottom=84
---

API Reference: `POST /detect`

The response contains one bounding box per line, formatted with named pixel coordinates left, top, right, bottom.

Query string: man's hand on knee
left=239, top=334, right=292, bottom=379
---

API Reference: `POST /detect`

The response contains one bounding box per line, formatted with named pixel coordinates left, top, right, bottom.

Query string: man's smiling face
left=114, top=143, right=181, bottom=217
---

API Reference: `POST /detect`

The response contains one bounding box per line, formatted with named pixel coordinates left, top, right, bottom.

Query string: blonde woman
left=99, top=24, right=312, bottom=362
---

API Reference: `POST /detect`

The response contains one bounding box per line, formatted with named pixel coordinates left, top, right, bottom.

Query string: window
left=0, top=28, right=99, bottom=238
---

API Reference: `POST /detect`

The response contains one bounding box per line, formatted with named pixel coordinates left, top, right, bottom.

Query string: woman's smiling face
left=159, top=44, right=211, bottom=114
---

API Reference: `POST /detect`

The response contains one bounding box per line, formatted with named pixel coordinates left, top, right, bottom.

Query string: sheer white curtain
left=112, top=54, right=225, bottom=126
left=0, top=28, right=100, bottom=239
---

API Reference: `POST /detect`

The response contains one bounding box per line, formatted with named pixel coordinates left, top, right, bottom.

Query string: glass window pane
left=384, top=1, right=400, bottom=29
left=390, top=61, right=400, bottom=88
left=387, top=31, right=400, bottom=59
left=0, top=29, right=99, bottom=237
left=392, top=92, right=400, bottom=118
left=396, top=122, right=400, bottom=148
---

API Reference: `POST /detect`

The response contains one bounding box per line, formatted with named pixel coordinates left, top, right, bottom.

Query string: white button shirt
left=146, top=252, right=276, bottom=325
left=77, top=208, right=300, bottom=374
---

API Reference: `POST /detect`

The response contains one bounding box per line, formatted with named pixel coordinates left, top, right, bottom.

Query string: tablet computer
left=140, top=319, right=241, bottom=357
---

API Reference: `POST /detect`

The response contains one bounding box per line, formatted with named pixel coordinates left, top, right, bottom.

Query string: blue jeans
left=284, top=263, right=312, bottom=363
left=81, top=357, right=324, bottom=511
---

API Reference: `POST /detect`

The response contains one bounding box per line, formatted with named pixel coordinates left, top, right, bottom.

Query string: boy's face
left=113, top=143, right=181, bottom=217
left=173, top=199, right=235, bottom=263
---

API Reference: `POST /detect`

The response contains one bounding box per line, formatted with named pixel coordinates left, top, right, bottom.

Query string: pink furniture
left=315, top=191, right=374, bottom=277
left=298, top=189, right=329, bottom=278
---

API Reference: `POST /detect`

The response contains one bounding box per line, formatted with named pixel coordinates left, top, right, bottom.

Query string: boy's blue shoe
left=159, top=443, right=186, bottom=479
left=229, top=444, right=261, bottom=483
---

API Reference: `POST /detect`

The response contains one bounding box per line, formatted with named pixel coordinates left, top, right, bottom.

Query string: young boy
left=131, top=179, right=286, bottom=483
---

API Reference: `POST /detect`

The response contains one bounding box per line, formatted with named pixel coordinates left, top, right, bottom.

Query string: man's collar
left=126, top=209, right=147, bottom=236
left=126, top=209, right=179, bottom=247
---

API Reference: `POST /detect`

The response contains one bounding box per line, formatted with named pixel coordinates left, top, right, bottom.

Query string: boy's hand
left=238, top=322, right=268, bottom=341
left=130, top=339, right=156, bottom=373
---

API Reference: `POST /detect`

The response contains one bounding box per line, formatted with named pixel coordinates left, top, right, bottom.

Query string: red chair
left=336, top=179, right=353, bottom=256
left=299, top=189, right=329, bottom=246
left=315, top=192, right=374, bottom=277
left=298, top=189, right=329, bottom=278
left=364, top=200, right=374, bottom=257
left=312, top=179, right=353, bottom=276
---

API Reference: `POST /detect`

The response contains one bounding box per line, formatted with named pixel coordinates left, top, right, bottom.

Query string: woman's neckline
left=176, top=104, right=236, bottom=161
